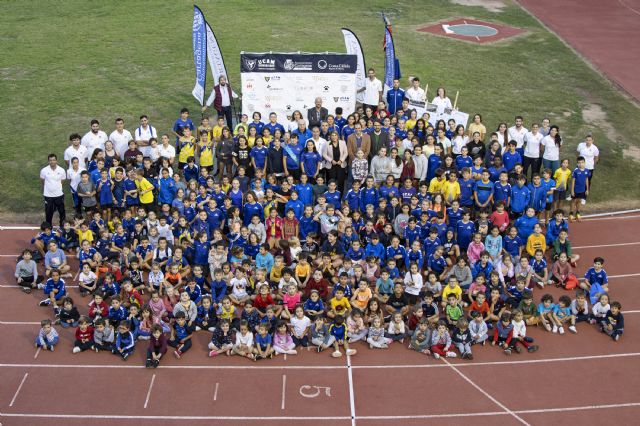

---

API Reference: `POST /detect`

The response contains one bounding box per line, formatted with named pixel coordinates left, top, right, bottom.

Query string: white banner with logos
left=240, top=53, right=357, bottom=122
left=407, top=99, right=469, bottom=129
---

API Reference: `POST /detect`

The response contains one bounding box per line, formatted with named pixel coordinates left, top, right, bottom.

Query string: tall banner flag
left=205, top=19, right=238, bottom=105
left=341, top=28, right=366, bottom=103
left=191, top=5, right=207, bottom=106
left=383, top=25, right=396, bottom=93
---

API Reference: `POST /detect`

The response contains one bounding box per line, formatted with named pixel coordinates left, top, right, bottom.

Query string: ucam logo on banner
left=240, top=53, right=357, bottom=121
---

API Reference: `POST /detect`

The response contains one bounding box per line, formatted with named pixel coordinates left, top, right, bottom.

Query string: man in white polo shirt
left=576, top=134, right=600, bottom=180
left=134, top=115, right=157, bottom=157
left=109, top=117, right=133, bottom=159
left=40, top=154, right=67, bottom=227
left=405, top=77, right=425, bottom=103
left=522, top=122, right=544, bottom=179
left=360, top=68, right=383, bottom=113
left=63, top=133, right=88, bottom=167
left=81, top=119, right=108, bottom=156
left=508, top=115, right=528, bottom=156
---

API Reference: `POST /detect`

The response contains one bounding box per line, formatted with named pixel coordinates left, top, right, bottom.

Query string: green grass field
left=1, top=0, right=639, bottom=219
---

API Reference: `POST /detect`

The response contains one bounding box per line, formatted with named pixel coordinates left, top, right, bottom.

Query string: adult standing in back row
left=508, top=116, right=528, bottom=156
left=576, top=134, right=599, bottom=181
left=40, top=154, right=67, bottom=227
left=360, top=68, right=382, bottom=113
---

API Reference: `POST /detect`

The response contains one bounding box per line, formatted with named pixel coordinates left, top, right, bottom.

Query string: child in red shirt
left=73, top=316, right=95, bottom=353
left=88, top=293, right=108, bottom=321
left=490, top=201, right=510, bottom=233
left=469, top=293, right=491, bottom=321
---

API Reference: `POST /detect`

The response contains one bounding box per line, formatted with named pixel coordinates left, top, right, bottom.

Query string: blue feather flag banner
left=383, top=25, right=396, bottom=92
left=192, top=5, right=207, bottom=105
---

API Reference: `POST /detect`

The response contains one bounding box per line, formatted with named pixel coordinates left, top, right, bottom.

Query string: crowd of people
left=26, top=75, right=623, bottom=367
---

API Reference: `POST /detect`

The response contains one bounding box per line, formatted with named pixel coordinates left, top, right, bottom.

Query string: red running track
left=518, top=0, right=640, bottom=101
left=1, top=215, right=639, bottom=425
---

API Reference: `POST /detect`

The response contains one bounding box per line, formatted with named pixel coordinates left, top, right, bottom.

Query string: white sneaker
left=37, top=283, right=45, bottom=290
left=331, top=351, right=342, bottom=358
left=346, top=349, right=357, bottom=356
left=195, top=326, right=202, bottom=331
left=536, top=281, right=544, bottom=289
left=433, top=353, right=440, bottom=359
left=208, top=327, right=216, bottom=332
left=446, top=351, right=457, bottom=358
left=559, top=326, right=565, bottom=335
left=552, top=325, right=558, bottom=333
left=569, top=325, right=577, bottom=334
left=72, top=347, right=81, bottom=354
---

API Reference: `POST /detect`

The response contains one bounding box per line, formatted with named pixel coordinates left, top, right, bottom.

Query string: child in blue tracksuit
left=196, top=296, right=217, bottom=332
left=492, top=313, right=515, bottom=355
left=108, top=297, right=128, bottom=328
left=515, top=207, right=539, bottom=242
left=112, top=321, right=135, bottom=360
left=546, top=209, right=569, bottom=245
left=364, top=234, right=386, bottom=261
left=527, top=174, right=547, bottom=214
left=169, top=312, right=193, bottom=358
left=510, top=175, right=530, bottom=217
left=35, top=319, right=59, bottom=351
left=344, top=181, right=362, bottom=212
left=210, top=269, right=228, bottom=306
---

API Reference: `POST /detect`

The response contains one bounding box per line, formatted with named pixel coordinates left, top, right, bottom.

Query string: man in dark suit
left=369, top=121, right=390, bottom=160
left=307, top=97, right=328, bottom=130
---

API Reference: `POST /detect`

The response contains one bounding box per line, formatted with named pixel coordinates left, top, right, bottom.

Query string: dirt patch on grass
left=624, top=145, right=640, bottom=161
left=451, top=0, right=506, bottom=12
left=582, top=103, right=620, bottom=142
left=582, top=103, right=640, bottom=160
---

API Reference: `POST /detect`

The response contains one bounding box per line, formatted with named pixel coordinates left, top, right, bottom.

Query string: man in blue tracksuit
left=386, top=79, right=405, bottom=115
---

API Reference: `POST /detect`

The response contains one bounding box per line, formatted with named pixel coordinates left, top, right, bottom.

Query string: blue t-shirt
left=255, top=332, right=272, bottom=349
left=474, top=180, right=494, bottom=205
left=459, top=179, right=475, bottom=206
left=250, top=146, right=269, bottom=169
left=572, top=168, right=590, bottom=193
left=300, top=151, right=322, bottom=177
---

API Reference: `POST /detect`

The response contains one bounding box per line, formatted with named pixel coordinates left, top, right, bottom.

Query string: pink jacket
left=273, top=332, right=293, bottom=349
left=467, top=241, right=485, bottom=265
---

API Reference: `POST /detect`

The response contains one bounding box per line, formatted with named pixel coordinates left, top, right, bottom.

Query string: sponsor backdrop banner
left=240, top=53, right=357, bottom=121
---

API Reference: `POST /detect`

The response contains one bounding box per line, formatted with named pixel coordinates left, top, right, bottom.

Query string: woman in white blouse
left=495, top=122, right=509, bottom=151
left=431, top=87, right=452, bottom=111
left=451, top=124, right=469, bottom=156
left=287, top=110, right=307, bottom=132
left=541, top=125, right=562, bottom=173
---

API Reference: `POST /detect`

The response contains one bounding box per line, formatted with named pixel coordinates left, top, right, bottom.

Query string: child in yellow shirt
left=526, top=223, right=547, bottom=257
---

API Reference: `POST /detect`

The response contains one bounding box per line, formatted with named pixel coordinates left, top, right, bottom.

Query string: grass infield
left=1, top=0, right=639, bottom=217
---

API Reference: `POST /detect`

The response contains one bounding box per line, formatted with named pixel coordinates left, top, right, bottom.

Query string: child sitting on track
left=73, top=316, right=94, bottom=353
left=35, top=319, right=58, bottom=351
left=328, top=315, right=356, bottom=358
left=112, top=320, right=135, bottom=360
